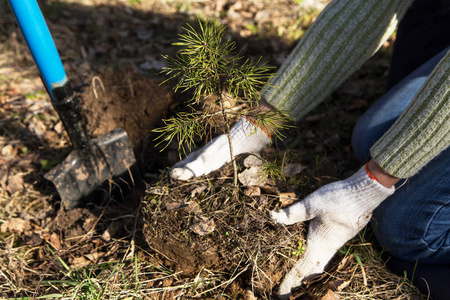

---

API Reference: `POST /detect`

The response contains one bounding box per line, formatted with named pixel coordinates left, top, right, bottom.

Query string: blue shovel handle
left=8, top=0, right=68, bottom=101
left=9, top=0, right=91, bottom=150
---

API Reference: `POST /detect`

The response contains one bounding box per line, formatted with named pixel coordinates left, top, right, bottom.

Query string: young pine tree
left=155, top=19, right=291, bottom=185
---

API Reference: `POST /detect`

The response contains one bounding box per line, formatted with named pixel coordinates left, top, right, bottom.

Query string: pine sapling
left=154, top=19, right=291, bottom=186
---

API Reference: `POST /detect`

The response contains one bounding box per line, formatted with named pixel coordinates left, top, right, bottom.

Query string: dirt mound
left=80, top=67, right=173, bottom=151
left=142, top=159, right=307, bottom=298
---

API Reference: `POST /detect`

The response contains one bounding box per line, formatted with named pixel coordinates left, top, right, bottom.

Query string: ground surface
left=0, top=0, right=424, bottom=299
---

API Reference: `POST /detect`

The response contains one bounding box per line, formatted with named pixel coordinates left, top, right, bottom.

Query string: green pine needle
left=155, top=18, right=292, bottom=177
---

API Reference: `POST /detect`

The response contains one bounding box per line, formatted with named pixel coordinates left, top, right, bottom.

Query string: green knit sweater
left=262, top=0, right=450, bottom=178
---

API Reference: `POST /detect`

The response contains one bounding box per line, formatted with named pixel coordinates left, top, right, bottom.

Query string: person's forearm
left=262, top=0, right=413, bottom=120
left=367, top=159, right=400, bottom=188
left=371, top=51, right=450, bottom=178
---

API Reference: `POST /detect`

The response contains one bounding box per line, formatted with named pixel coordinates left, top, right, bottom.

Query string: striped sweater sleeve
left=371, top=51, right=450, bottom=178
left=262, top=0, right=450, bottom=178
left=262, top=0, right=413, bottom=119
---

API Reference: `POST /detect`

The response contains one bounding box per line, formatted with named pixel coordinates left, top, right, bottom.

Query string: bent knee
left=371, top=212, right=450, bottom=264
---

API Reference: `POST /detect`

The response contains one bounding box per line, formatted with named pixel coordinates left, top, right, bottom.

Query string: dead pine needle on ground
left=1, top=0, right=424, bottom=299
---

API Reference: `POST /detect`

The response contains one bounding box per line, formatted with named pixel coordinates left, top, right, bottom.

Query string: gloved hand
left=271, top=165, right=395, bottom=299
left=171, top=117, right=271, bottom=180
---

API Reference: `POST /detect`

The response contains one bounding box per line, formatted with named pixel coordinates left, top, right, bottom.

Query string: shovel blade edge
left=45, top=129, right=142, bottom=210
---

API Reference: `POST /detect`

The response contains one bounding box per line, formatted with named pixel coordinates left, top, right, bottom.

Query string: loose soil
left=80, top=67, right=173, bottom=151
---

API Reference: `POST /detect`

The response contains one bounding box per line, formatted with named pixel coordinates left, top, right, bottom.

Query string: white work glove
left=271, top=165, right=395, bottom=299
left=171, top=117, right=271, bottom=180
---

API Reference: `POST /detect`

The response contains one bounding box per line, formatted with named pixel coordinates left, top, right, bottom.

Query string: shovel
left=9, top=0, right=142, bottom=210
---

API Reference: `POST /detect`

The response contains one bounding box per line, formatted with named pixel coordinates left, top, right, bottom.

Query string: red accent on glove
left=365, top=162, right=379, bottom=183
left=245, top=116, right=272, bottom=138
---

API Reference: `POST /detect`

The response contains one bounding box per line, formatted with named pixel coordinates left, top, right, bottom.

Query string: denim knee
left=370, top=148, right=450, bottom=264
left=372, top=203, right=450, bottom=264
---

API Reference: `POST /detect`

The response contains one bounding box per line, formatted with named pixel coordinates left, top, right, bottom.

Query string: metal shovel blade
left=9, top=0, right=143, bottom=209
left=45, top=129, right=141, bottom=210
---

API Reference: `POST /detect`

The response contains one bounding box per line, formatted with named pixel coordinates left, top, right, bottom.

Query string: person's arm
left=371, top=50, right=450, bottom=178
left=271, top=163, right=396, bottom=299
left=170, top=0, right=415, bottom=181
left=263, top=0, right=414, bottom=121
left=367, top=158, right=400, bottom=188
left=272, top=56, right=450, bottom=294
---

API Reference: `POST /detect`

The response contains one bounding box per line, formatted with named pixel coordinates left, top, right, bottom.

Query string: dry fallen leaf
left=238, top=166, right=267, bottom=187
left=166, top=202, right=186, bottom=211
left=243, top=154, right=263, bottom=168
left=101, top=222, right=121, bottom=241
left=328, top=279, right=351, bottom=292
left=50, top=232, right=62, bottom=251
left=336, top=254, right=354, bottom=272
left=6, top=173, right=24, bottom=194
left=188, top=201, right=202, bottom=215
left=24, top=232, right=44, bottom=246
left=279, top=192, right=297, bottom=207
left=1, top=144, right=15, bottom=158
left=85, top=252, right=105, bottom=262
left=190, top=216, right=215, bottom=236
left=321, top=289, right=339, bottom=300
left=71, top=256, right=91, bottom=269
left=261, top=184, right=279, bottom=195
left=283, top=163, right=305, bottom=177
left=1, top=217, right=31, bottom=234
left=145, top=185, right=167, bottom=195
left=244, top=288, right=257, bottom=300
left=244, top=186, right=261, bottom=197
left=28, top=117, right=47, bottom=140
left=191, top=185, right=208, bottom=198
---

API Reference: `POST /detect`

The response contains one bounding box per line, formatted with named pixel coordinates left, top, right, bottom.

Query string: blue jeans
left=352, top=47, right=450, bottom=264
